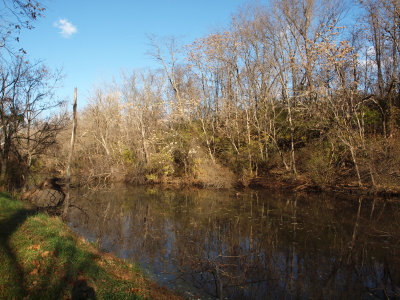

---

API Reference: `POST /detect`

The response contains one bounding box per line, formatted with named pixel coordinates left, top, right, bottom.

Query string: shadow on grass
left=0, top=203, right=36, bottom=298
left=0, top=196, right=97, bottom=299
left=32, top=237, right=98, bottom=299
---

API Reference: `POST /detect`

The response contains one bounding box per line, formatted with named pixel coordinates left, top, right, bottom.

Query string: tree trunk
left=0, top=136, right=11, bottom=186
left=0, top=154, right=7, bottom=185
left=350, top=146, right=363, bottom=187
left=63, top=88, right=78, bottom=219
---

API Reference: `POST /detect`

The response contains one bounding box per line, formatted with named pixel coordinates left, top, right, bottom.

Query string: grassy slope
left=0, top=192, right=182, bottom=300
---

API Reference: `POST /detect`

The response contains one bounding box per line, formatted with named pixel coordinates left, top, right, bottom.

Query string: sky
left=18, top=0, right=253, bottom=107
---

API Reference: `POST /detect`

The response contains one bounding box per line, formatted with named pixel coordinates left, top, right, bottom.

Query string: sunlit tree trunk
left=63, top=88, right=77, bottom=219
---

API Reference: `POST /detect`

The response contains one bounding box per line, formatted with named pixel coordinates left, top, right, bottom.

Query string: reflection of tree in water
left=68, top=187, right=400, bottom=299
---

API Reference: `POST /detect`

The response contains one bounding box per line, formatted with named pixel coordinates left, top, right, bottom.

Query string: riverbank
left=0, top=192, right=183, bottom=299
left=246, top=172, right=400, bottom=198
left=128, top=172, right=400, bottom=198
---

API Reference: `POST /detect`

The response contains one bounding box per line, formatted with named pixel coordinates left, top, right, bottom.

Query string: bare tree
left=0, top=57, right=64, bottom=187
left=0, top=0, right=45, bottom=57
left=63, top=88, right=77, bottom=219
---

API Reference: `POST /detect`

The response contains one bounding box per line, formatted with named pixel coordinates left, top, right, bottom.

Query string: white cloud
left=54, top=18, right=77, bottom=38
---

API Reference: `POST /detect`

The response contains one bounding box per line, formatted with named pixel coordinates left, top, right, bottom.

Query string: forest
left=1, top=0, right=400, bottom=193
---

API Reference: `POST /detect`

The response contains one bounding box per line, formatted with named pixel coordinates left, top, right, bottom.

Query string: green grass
left=0, top=192, right=181, bottom=300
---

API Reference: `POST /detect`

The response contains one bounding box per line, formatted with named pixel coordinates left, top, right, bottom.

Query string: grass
left=0, top=192, right=182, bottom=300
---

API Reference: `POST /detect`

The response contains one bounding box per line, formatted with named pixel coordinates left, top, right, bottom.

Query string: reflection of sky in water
left=68, top=187, right=400, bottom=299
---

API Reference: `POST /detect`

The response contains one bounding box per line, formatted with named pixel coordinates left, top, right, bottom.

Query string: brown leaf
left=41, top=251, right=50, bottom=258
left=30, top=268, right=39, bottom=276
left=33, top=260, right=41, bottom=267
left=28, top=245, right=41, bottom=251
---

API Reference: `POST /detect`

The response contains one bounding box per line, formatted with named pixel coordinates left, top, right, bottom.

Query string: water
left=67, top=186, right=400, bottom=299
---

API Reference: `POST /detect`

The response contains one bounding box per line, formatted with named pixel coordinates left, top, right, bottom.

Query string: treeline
left=2, top=0, right=400, bottom=191
left=58, top=0, right=400, bottom=189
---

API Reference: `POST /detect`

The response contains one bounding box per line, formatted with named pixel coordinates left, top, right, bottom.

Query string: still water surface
left=68, top=186, right=400, bottom=299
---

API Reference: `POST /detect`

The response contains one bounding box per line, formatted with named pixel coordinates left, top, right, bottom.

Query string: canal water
left=68, top=186, right=400, bottom=299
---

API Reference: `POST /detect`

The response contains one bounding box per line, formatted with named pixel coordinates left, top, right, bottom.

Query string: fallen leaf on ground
left=28, top=245, right=41, bottom=251
left=30, top=268, right=39, bottom=276
left=41, top=251, right=50, bottom=257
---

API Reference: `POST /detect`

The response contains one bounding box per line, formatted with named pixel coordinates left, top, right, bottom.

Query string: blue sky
left=18, top=0, right=253, bottom=107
